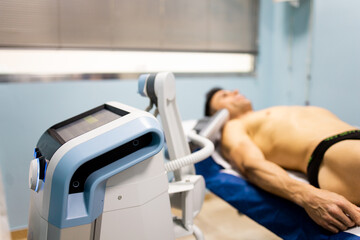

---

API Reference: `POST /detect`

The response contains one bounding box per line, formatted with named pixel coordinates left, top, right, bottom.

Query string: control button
left=132, top=139, right=139, bottom=146
left=72, top=181, right=80, bottom=188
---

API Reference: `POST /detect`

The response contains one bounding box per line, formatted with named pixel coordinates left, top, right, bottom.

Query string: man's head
left=204, top=87, right=253, bottom=119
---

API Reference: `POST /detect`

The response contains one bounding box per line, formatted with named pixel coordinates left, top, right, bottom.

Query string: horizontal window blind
left=0, top=0, right=259, bottom=54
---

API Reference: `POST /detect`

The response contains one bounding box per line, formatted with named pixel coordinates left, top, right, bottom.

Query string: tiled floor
left=12, top=193, right=281, bottom=240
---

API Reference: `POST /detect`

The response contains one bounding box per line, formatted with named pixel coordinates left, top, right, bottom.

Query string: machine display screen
left=50, top=105, right=128, bottom=144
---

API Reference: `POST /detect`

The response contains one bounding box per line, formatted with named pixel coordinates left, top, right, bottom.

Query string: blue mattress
left=195, top=156, right=360, bottom=240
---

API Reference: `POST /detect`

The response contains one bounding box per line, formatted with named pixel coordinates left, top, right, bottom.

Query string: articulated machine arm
left=138, top=72, right=194, bottom=181
left=138, top=72, right=213, bottom=239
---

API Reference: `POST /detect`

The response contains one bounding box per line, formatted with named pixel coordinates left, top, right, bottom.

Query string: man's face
left=210, top=89, right=252, bottom=118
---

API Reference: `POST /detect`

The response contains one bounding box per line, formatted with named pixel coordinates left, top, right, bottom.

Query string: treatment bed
left=195, top=153, right=360, bottom=240
left=184, top=118, right=360, bottom=240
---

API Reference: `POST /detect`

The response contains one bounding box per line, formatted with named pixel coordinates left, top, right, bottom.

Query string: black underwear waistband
left=307, top=130, right=360, bottom=188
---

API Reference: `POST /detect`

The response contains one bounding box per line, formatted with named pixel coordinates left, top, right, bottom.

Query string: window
left=0, top=0, right=259, bottom=81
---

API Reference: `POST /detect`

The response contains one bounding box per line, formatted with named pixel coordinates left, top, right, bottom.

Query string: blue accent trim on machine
left=47, top=115, right=164, bottom=228
left=44, top=160, right=48, bottom=182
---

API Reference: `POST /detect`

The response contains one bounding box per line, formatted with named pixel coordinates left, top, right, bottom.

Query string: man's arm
left=222, top=121, right=360, bottom=233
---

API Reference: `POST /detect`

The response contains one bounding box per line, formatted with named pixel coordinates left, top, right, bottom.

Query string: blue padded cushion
left=195, top=156, right=360, bottom=240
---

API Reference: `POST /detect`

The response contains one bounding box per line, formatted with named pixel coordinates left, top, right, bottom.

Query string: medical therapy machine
left=28, top=72, right=217, bottom=240
left=28, top=102, right=175, bottom=239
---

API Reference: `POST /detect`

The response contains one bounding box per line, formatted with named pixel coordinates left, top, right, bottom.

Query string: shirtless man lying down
left=205, top=88, right=360, bottom=233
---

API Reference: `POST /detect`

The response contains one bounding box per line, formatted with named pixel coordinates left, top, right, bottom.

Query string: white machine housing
left=28, top=102, right=175, bottom=240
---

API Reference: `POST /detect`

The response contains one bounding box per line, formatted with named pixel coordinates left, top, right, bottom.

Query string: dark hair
left=204, top=87, right=222, bottom=116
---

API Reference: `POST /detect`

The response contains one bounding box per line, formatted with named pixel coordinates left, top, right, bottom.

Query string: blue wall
left=1, top=0, right=360, bottom=230
left=310, top=0, right=360, bottom=125
left=267, top=0, right=312, bottom=106
left=264, top=0, right=360, bottom=125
